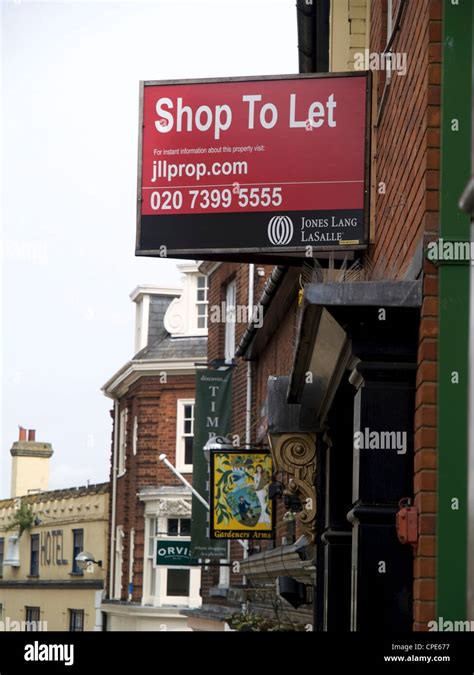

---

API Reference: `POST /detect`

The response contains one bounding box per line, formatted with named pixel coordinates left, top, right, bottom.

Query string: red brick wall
left=250, top=296, right=301, bottom=547
left=205, top=262, right=277, bottom=590
left=370, top=0, right=441, bottom=629
left=109, top=374, right=196, bottom=601
left=207, top=262, right=236, bottom=362
left=207, top=262, right=272, bottom=443
left=203, top=0, right=442, bottom=628
left=106, top=407, right=115, bottom=596
left=370, top=0, right=438, bottom=277
left=413, top=256, right=438, bottom=628
left=206, top=263, right=302, bottom=567
left=253, top=296, right=298, bottom=439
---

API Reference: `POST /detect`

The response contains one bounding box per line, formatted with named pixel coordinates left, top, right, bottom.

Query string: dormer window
left=130, top=285, right=182, bottom=354
left=163, top=264, right=208, bottom=337
left=134, top=296, right=150, bottom=353
left=196, top=275, right=208, bottom=330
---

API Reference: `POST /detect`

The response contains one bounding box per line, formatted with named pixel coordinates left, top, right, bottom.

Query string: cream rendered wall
left=104, top=609, right=191, bottom=631
left=10, top=455, right=50, bottom=498
left=0, top=489, right=108, bottom=631
left=0, top=588, right=101, bottom=632
left=330, top=0, right=351, bottom=71
left=0, top=507, right=108, bottom=582
left=330, top=0, right=371, bottom=72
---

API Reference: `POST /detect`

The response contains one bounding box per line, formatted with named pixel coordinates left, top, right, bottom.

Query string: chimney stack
left=10, top=428, right=53, bottom=497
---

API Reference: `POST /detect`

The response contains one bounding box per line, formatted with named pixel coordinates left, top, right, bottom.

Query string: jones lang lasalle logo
left=267, top=216, right=294, bottom=246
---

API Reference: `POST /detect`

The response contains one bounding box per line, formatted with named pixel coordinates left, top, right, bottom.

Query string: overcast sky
left=0, top=0, right=297, bottom=497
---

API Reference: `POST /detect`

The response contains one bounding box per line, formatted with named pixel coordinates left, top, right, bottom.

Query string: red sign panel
left=136, top=74, right=369, bottom=261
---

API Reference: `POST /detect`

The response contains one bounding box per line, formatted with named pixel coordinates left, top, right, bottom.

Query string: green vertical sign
left=437, top=0, right=472, bottom=619
left=190, top=369, right=233, bottom=559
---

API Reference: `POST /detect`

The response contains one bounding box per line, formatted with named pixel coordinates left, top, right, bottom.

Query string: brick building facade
left=101, top=265, right=208, bottom=630
left=188, top=0, right=470, bottom=632
left=368, top=0, right=442, bottom=630
left=101, top=0, right=470, bottom=634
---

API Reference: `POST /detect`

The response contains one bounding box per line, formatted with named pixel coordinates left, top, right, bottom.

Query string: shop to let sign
left=136, top=73, right=370, bottom=262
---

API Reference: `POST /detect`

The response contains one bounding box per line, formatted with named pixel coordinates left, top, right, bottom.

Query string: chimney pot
left=28, top=429, right=36, bottom=441
left=19, top=427, right=27, bottom=441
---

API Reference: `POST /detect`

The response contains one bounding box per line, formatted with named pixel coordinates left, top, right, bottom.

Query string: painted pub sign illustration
left=210, top=450, right=274, bottom=540
left=136, top=73, right=370, bottom=262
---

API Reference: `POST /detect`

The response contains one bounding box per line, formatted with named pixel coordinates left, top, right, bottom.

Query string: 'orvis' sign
left=136, top=73, right=370, bottom=262
left=155, top=540, right=197, bottom=566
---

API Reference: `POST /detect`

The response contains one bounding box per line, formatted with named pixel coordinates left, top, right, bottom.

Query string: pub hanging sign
left=136, top=73, right=370, bottom=262
left=210, top=450, right=275, bottom=540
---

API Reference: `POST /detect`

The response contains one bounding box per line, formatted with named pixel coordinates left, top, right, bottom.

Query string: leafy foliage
left=215, top=466, right=234, bottom=523
left=6, top=500, right=35, bottom=536
left=227, top=611, right=301, bottom=632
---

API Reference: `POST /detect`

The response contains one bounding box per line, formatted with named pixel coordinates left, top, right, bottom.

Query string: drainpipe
left=296, top=0, right=329, bottom=74
left=245, top=264, right=255, bottom=448
left=109, top=400, right=119, bottom=598
left=128, top=528, right=135, bottom=601
left=241, top=263, right=255, bottom=588
left=245, top=360, right=253, bottom=447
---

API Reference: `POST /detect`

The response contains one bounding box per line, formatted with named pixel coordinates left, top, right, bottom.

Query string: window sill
left=27, top=575, right=39, bottom=579
left=69, top=572, right=84, bottom=577
left=185, top=329, right=207, bottom=337
left=209, top=586, right=229, bottom=598
left=176, top=466, right=193, bottom=475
